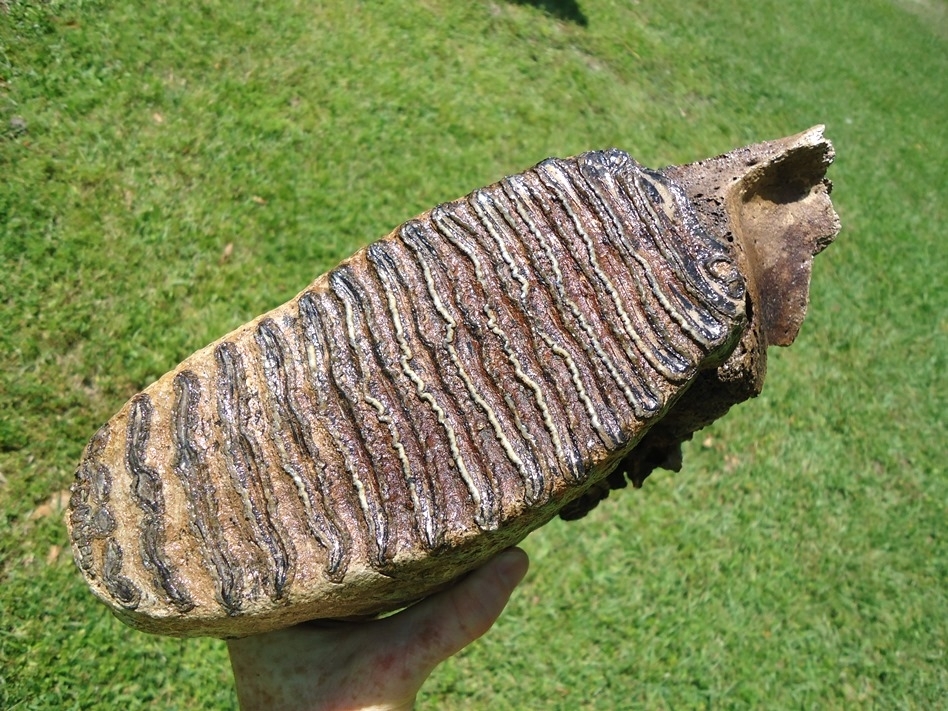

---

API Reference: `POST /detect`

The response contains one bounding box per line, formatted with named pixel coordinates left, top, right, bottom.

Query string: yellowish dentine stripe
left=491, top=182, right=620, bottom=451
left=537, top=162, right=678, bottom=383
left=334, top=289, right=391, bottom=551
left=591, top=165, right=716, bottom=346
left=404, top=221, right=516, bottom=525
left=426, top=211, right=541, bottom=509
left=472, top=190, right=578, bottom=487
left=629, top=173, right=726, bottom=342
left=571, top=161, right=696, bottom=378
left=504, top=175, right=648, bottom=417
left=375, top=256, right=480, bottom=545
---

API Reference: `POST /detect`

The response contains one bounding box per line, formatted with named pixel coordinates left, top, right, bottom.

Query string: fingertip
left=450, top=547, right=530, bottom=634
left=395, top=547, right=531, bottom=669
left=488, top=547, right=530, bottom=592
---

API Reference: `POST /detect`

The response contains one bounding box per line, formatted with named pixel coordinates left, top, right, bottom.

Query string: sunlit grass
left=1, top=0, right=945, bottom=707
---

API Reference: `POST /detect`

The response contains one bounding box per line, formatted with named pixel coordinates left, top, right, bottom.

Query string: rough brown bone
left=68, top=127, right=839, bottom=637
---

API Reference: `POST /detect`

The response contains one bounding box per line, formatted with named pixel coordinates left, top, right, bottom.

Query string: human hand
left=227, top=547, right=530, bottom=711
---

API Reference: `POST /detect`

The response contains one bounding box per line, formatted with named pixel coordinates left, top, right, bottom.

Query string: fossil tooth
left=68, top=127, right=839, bottom=637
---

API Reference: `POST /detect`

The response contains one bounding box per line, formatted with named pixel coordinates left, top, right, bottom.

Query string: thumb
left=391, top=547, right=529, bottom=671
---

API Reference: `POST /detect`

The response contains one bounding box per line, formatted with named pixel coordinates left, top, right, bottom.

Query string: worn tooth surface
left=68, top=127, right=839, bottom=637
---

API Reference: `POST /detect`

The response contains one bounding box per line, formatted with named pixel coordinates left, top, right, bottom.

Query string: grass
left=1, top=0, right=945, bottom=707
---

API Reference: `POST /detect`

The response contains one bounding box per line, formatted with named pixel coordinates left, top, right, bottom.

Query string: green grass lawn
left=1, top=0, right=945, bottom=707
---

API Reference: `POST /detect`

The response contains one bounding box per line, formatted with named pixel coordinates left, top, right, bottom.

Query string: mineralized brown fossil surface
left=68, top=126, right=839, bottom=638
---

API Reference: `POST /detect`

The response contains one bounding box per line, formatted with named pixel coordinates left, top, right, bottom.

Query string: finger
left=392, top=547, right=529, bottom=671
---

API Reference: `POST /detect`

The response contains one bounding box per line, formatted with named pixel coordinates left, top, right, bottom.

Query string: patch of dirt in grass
left=891, top=0, right=948, bottom=37
left=29, top=489, right=72, bottom=521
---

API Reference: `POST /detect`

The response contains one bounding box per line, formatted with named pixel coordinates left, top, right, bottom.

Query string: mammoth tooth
left=68, top=126, right=839, bottom=637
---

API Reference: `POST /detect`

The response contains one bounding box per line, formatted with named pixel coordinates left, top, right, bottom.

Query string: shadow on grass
left=507, top=0, right=588, bottom=26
